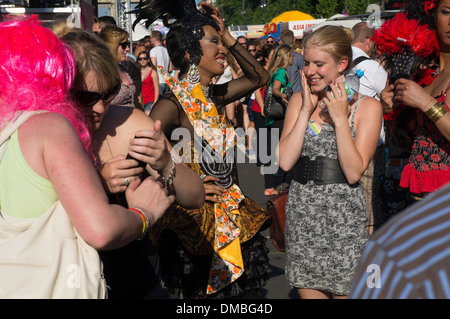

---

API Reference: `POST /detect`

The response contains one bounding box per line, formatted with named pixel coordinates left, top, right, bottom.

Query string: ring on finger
left=124, top=177, right=129, bottom=187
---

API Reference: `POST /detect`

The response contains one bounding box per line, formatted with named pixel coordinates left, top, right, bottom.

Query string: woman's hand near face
left=299, top=70, right=316, bottom=115
left=200, top=1, right=226, bottom=36
left=323, top=79, right=351, bottom=126
left=200, top=1, right=235, bottom=46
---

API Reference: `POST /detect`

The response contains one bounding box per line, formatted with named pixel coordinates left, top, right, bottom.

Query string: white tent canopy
left=303, top=15, right=363, bottom=35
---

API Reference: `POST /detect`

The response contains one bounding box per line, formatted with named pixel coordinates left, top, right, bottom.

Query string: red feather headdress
left=372, top=12, right=439, bottom=59
left=372, top=11, right=439, bottom=81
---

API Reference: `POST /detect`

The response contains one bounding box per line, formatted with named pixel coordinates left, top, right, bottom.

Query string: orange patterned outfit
left=148, top=67, right=270, bottom=298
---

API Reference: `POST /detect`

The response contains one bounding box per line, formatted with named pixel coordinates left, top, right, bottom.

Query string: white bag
left=0, top=111, right=107, bottom=299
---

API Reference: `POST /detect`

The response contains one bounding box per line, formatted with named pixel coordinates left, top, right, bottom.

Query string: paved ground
left=237, top=160, right=300, bottom=299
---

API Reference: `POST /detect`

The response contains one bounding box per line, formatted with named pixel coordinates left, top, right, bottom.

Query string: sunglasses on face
left=138, top=57, right=149, bottom=61
left=119, top=42, right=129, bottom=50
left=72, top=82, right=121, bottom=107
left=248, top=49, right=256, bottom=52
left=267, top=41, right=274, bottom=44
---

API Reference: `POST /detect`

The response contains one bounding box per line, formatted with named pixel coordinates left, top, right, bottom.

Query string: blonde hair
left=267, top=44, right=293, bottom=76
left=98, top=25, right=128, bottom=63
left=51, top=20, right=74, bottom=38
left=303, top=25, right=353, bottom=73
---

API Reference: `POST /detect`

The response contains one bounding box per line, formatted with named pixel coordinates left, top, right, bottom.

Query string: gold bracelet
left=425, top=102, right=448, bottom=122
left=432, top=108, right=448, bottom=122
left=427, top=108, right=442, bottom=122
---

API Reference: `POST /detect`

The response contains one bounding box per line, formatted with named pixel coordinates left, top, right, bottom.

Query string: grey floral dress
left=285, top=98, right=369, bottom=295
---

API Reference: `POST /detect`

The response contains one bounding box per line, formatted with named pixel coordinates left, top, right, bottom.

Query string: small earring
left=187, top=63, right=200, bottom=90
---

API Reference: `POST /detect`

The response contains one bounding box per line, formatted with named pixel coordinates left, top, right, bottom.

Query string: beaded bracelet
left=128, top=208, right=149, bottom=241
left=161, top=153, right=176, bottom=189
left=425, top=102, right=448, bottom=122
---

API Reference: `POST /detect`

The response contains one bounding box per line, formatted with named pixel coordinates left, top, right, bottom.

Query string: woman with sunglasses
left=0, top=16, right=175, bottom=298
left=266, top=35, right=275, bottom=45
left=63, top=29, right=205, bottom=298
left=99, top=25, right=141, bottom=109
left=137, top=50, right=159, bottom=115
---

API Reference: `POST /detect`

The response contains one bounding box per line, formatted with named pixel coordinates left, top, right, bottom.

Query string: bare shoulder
left=100, top=106, right=155, bottom=139
left=18, top=112, right=85, bottom=179
left=130, top=107, right=155, bottom=130
left=354, top=96, right=383, bottom=132
left=20, top=112, right=75, bottom=137
left=23, top=111, right=70, bottom=125
left=357, top=96, right=382, bottom=115
left=19, top=112, right=77, bottom=157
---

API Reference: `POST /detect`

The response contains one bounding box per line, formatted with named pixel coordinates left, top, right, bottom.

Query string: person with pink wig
left=0, top=16, right=175, bottom=298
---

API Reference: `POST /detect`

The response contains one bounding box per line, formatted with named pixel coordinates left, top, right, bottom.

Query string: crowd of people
left=0, top=0, right=448, bottom=299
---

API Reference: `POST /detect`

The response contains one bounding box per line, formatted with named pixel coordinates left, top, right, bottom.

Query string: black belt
left=293, top=156, right=348, bottom=185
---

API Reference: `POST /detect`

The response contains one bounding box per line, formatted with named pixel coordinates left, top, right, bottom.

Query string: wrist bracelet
left=425, top=102, right=448, bottom=122
left=162, top=153, right=176, bottom=189
left=128, top=208, right=149, bottom=241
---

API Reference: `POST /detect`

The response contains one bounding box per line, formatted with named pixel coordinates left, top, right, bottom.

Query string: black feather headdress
left=132, top=0, right=219, bottom=65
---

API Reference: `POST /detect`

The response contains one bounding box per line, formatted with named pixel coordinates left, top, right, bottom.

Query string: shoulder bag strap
left=352, top=56, right=370, bottom=68
left=0, top=111, right=38, bottom=159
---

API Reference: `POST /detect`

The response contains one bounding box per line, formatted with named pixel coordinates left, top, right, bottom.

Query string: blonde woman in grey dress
left=278, top=26, right=383, bottom=299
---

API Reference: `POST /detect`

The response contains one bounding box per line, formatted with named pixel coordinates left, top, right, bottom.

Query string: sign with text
left=289, top=19, right=326, bottom=38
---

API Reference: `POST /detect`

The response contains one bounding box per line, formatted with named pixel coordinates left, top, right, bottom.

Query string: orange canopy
left=270, top=11, right=315, bottom=24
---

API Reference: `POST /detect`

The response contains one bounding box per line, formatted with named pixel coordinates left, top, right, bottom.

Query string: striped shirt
left=349, top=182, right=450, bottom=299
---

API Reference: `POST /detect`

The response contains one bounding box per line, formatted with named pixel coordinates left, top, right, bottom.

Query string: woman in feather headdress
left=379, top=0, right=450, bottom=206
left=133, top=0, right=271, bottom=298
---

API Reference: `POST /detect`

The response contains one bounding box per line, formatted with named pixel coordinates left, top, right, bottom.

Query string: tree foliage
left=216, top=0, right=373, bottom=26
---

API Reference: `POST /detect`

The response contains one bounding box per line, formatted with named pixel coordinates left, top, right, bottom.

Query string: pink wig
left=0, top=16, right=91, bottom=151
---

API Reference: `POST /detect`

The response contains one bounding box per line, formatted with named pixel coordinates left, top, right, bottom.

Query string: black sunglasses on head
left=72, top=82, right=121, bottom=107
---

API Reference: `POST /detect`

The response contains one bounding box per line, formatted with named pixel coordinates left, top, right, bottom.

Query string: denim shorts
left=247, top=99, right=254, bottom=122
left=144, top=101, right=154, bottom=112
